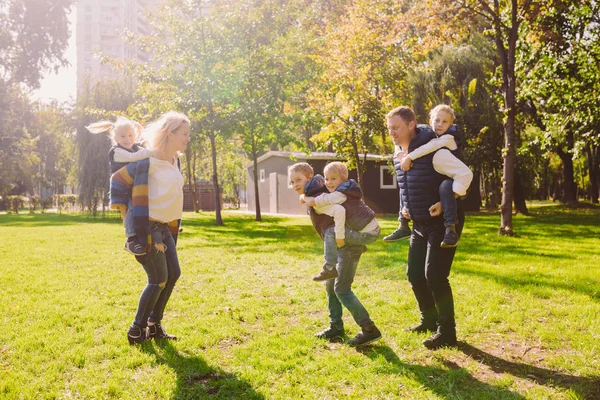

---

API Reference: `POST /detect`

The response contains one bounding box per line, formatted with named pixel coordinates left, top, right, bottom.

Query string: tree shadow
left=141, top=341, right=264, bottom=399
left=455, top=266, right=600, bottom=301
left=356, top=344, right=526, bottom=399
left=458, top=342, right=600, bottom=399
left=0, top=212, right=122, bottom=227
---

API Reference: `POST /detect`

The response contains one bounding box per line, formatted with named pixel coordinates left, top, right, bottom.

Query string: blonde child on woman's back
left=87, top=116, right=157, bottom=255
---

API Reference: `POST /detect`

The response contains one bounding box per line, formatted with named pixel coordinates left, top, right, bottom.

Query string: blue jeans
left=323, top=225, right=380, bottom=270
left=324, top=245, right=375, bottom=330
left=440, top=179, right=458, bottom=227
left=124, top=199, right=135, bottom=238
left=133, top=222, right=181, bottom=328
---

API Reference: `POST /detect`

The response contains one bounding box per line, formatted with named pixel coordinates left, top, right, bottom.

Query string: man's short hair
left=386, top=106, right=416, bottom=123
left=289, top=162, right=314, bottom=178
left=324, top=161, right=348, bottom=181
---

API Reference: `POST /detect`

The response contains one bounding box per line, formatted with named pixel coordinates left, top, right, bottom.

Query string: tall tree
left=75, top=78, right=137, bottom=215
left=437, top=0, right=532, bottom=235
left=0, top=0, right=73, bottom=88
left=309, top=0, right=409, bottom=185
left=518, top=0, right=600, bottom=205
left=0, top=0, right=73, bottom=199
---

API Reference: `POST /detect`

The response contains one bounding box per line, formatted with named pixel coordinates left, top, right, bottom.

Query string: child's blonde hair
left=142, top=111, right=191, bottom=152
left=86, top=116, right=142, bottom=145
left=429, top=104, right=456, bottom=121
left=324, top=161, right=348, bottom=181
left=289, top=162, right=314, bottom=179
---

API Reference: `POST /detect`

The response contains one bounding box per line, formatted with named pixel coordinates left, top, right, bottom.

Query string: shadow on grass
left=356, top=344, right=526, bottom=399
left=0, top=212, right=122, bottom=226
left=458, top=342, right=600, bottom=399
left=456, top=266, right=600, bottom=301
left=142, top=340, right=264, bottom=400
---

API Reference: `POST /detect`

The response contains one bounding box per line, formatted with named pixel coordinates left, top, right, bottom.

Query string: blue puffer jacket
left=395, top=125, right=445, bottom=222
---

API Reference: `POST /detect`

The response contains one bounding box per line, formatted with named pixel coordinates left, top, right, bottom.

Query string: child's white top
left=394, top=138, right=472, bottom=197
left=313, top=202, right=346, bottom=239
left=314, top=191, right=379, bottom=234
left=148, top=157, right=184, bottom=223
left=113, top=147, right=157, bottom=163
left=407, top=135, right=457, bottom=160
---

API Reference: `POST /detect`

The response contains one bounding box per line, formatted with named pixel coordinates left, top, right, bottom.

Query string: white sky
left=31, top=7, right=77, bottom=105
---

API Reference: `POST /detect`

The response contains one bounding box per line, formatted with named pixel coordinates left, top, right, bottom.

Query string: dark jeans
left=440, top=179, right=458, bottom=227
left=406, top=216, right=461, bottom=332
left=325, top=245, right=374, bottom=330
left=133, top=222, right=181, bottom=328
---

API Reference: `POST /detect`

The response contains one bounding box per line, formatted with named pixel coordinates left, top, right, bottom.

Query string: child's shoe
left=440, top=225, right=459, bottom=248
left=315, top=325, right=344, bottom=340
left=383, top=226, right=411, bottom=242
left=313, top=266, right=338, bottom=282
left=124, top=237, right=146, bottom=256
left=127, top=324, right=149, bottom=345
left=347, top=325, right=382, bottom=347
left=148, top=322, right=177, bottom=341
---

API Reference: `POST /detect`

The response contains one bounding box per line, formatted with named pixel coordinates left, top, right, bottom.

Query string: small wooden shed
left=246, top=151, right=400, bottom=215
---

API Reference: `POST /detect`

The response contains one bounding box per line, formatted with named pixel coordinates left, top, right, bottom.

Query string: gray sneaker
left=347, top=326, right=382, bottom=347
left=383, top=227, right=411, bottom=242
left=313, top=268, right=338, bottom=282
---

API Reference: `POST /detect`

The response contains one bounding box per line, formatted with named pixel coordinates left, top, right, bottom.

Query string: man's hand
left=336, top=238, right=345, bottom=248
left=402, top=207, right=410, bottom=220
left=400, top=155, right=413, bottom=171
left=429, top=202, right=443, bottom=217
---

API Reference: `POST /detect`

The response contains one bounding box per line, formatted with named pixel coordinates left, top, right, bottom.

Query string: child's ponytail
left=86, top=121, right=116, bottom=134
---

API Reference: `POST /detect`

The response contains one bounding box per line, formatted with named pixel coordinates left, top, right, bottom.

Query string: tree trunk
left=185, top=147, right=198, bottom=213
left=513, top=170, right=529, bottom=215
left=251, top=136, right=262, bottom=222
left=586, top=142, right=599, bottom=204
left=192, top=149, right=199, bottom=212
left=209, top=130, right=223, bottom=225
left=497, top=0, right=519, bottom=236
left=555, top=129, right=577, bottom=206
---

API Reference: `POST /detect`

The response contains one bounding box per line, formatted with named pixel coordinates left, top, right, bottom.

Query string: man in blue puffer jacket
left=387, top=106, right=473, bottom=349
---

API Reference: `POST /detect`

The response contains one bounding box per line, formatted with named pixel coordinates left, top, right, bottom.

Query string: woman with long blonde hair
left=110, top=111, right=191, bottom=344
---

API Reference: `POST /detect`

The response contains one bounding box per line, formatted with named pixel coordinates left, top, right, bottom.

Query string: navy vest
left=395, top=126, right=445, bottom=222
left=304, top=175, right=334, bottom=239
left=336, top=180, right=375, bottom=231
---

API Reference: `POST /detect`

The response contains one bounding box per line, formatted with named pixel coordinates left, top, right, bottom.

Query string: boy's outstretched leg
left=334, top=245, right=382, bottom=347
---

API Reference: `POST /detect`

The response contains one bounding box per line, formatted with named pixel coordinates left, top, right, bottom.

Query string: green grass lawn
left=1, top=204, right=599, bottom=399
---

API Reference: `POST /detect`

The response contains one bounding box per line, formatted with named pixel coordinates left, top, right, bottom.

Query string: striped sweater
left=110, top=159, right=180, bottom=250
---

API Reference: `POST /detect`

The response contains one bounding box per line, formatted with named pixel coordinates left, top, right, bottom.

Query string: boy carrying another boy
left=289, top=162, right=382, bottom=347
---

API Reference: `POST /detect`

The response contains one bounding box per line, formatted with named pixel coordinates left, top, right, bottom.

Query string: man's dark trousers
left=407, top=215, right=462, bottom=333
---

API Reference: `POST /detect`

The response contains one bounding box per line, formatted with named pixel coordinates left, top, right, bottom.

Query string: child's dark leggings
left=440, top=179, right=458, bottom=227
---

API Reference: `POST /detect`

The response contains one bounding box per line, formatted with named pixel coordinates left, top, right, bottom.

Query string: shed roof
left=245, top=151, right=390, bottom=169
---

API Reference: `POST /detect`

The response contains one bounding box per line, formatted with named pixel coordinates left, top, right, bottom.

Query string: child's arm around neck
left=113, top=146, right=157, bottom=163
